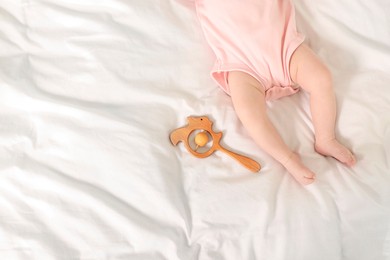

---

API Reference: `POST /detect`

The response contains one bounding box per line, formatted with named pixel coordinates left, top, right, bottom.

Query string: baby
left=195, top=0, right=356, bottom=185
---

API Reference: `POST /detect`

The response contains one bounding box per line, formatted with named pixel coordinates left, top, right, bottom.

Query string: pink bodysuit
left=195, top=0, right=305, bottom=100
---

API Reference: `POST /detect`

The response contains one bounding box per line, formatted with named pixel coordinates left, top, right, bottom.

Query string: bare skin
left=228, top=44, right=356, bottom=185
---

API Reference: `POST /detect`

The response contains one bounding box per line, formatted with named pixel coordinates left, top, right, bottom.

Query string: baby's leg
left=228, top=71, right=315, bottom=185
left=289, top=44, right=356, bottom=166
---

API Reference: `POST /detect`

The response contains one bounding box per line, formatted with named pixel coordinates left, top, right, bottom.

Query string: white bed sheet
left=0, top=0, right=389, bottom=259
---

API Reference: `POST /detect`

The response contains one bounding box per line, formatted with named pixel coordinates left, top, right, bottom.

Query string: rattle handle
left=218, top=146, right=261, bottom=173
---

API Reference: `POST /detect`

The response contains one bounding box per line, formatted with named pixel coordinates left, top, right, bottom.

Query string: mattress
left=0, top=0, right=389, bottom=259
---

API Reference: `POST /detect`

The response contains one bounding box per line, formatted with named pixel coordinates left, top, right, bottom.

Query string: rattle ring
left=169, top=116, right=261, bottom=172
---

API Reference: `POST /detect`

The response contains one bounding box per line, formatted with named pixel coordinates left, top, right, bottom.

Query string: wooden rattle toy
left=169, top=116, right=261, bottom=172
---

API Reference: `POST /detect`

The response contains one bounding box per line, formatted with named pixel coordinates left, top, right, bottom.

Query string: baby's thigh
left=290, top=44, right=332, bottom=90
left=228, top=71, right=265, bottom=95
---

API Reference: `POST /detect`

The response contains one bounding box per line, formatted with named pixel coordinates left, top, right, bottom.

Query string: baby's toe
left=345, top=154, right=357, bottom=167
left=302, top=177, right=315, bottom=185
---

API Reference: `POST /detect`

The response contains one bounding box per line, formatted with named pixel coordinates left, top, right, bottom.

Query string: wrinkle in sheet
left=1, top=0, right=390, bottom=259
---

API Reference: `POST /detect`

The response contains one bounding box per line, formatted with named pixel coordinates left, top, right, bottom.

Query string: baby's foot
left=283, top=153, right=316, bottom=185
left=315, top=138, right=356, bottom=167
